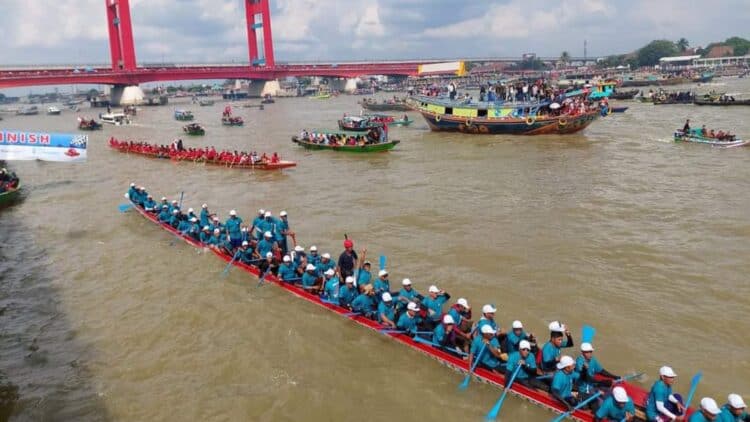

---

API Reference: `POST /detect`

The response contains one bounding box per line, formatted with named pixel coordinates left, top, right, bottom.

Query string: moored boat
left=337, top=116, right=381, bottom=132
left=221, top=116, right=244, bottom=126
left=198, top=99, right=214, bottom=106
left=609, top=89, right=639, bottom=100
left=360, top=98, right=410, bottom=112
left=100, top=112, right=130, bottom=125
left=47, top=106, right=62, bottom=115
left=124, top=187, right=698, bottom=422
left=673, top=130, right=747, bottom=147
left=109, top=138, right=296, bottom=170
left=183, top=123, right=206, bottom=136
left=174, top=109, right=194, bottom=121
left=693, top=98, right=750, bottom=106
left=411, top=96, right=599, bottom=135
left=292, top=136, right=399, bottom=152
left=16, top=106, right=39, bottom=115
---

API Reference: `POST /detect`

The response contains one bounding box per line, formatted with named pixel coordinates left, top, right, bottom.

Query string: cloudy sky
left=0, top=0, right=748, bottom=66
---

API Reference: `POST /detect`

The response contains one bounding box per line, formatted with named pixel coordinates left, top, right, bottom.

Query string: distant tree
left=520, top=57, right=547, bottom=70
left=637, top=40, right=679, bottom=66
left=677, top=38, right=689, bottom=52
left=725, top=36, right=750, bottom=56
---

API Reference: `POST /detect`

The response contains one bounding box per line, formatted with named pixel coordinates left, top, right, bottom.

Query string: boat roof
left=413, top=95, right=551, bottom=109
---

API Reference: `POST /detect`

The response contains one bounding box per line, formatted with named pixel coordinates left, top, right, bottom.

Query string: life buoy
left=478, top=125, right=489, bottom=134
left=525, top=115, right=536, bottom=126
left=435, top=114, right=441, bottom=122
left=466, top=118, right=473, bottom=126
left=558, top=117, right=567, bottom=126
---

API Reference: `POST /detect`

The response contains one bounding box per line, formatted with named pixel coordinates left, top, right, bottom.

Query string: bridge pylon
left=244, top=0, right=275, bottom=67
left=105, top=0, right=137, bottom=71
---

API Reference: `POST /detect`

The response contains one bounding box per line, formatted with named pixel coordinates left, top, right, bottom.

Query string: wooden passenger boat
left=125, top=194, right=697, bottom=422
left=291, top=136, right=399, bottom=152
left=673, top=130, right=747, bottom=147
left=0, top=183, right=21, bottom=207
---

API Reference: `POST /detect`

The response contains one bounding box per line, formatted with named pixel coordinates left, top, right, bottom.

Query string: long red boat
left=109, top=138, right=296, bottom=170
left=126, top=194, right=691, bottom=421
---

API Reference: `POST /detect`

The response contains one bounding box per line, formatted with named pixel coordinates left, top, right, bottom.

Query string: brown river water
left=1, top=79, right=749, bottom=421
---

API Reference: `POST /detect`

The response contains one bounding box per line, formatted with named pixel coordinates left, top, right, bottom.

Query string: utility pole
left=584, top=40, right=588, bottom=63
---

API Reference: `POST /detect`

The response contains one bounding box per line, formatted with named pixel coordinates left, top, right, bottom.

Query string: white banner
left=0, top=130, right=87, bottom=162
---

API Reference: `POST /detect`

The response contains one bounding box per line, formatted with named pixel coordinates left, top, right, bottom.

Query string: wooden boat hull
left=673, top=132, right=748, bottom=147
left=174, top=116, right=194, bottom=121
left=693, top=99, right=750, bottom=106
left=109, top=141, right=295, bottom=170
left=418, top=110, right=598, bottom=135
left=611, top=107, right=628, bottom=113
left=127, top=198, right=677, bottom=422
left=360, top=102, right=410, bottom=112
left=221, top=119, right=244, bottom=126
left=0, top=185, right=21, bottom=207
left=609, top=90, right=639, bottom=100
left=292, top=137, right=399, bottom=152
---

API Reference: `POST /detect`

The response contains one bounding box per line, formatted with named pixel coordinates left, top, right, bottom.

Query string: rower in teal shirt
left=717, top=394, right=749, bottom=422
left=433, top=314, right=456, bottom=348
left=257, top=212, right=275, bottom=239
left=551, top=355, right=580, bottom=410
left=646, top=366, right=683, bottom=421
left=199, top=204, right=210, bottom=227
left=576, top=343, right=618, bottom=394
left=127, top=183, right=137, bottom=202
left=356, top=262, right=372, bottom=287
left=351, top=286, right=376, bottom=318
left=395, top=279, right=421, bottom=313
left=505, top=320, right=534, bottom=353
left=251, top=209, right=265, bottom=239
left=373, top=271, right=391, bottom=301
left=396, top=302, right=421, bottom=335
left=169, top=210, right=181, bottom=228
left=322, top=269, right=339, bottom=298
left=158, top=205, right=171, bottom=222
left=338, top=277, right=357, bottom=307
left=541, top=322, right=574, bottom=372
left=422, top=285, right=450, bottom=324
left=257, top=232, right=275, bottom=258
left=470, top=325, right=504, bottom=371
left=144, top=195, right=157, bottom=212
left=199, top=226, right=211, bottom=243
left=301, top=264, right=320, bottom=292
left=689, top=398, right=723, bottom=422
left=594, top=387, right=636, bottom=422
left=317, top=253, right=335, bottom=274
left=207, top=229, right=222, bottom=246
left=504, top=340, right=539, bottom=385
left=377, top=293, right=396, bottom=327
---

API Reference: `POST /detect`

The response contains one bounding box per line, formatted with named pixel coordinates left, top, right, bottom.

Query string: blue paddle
left=379, top=255, right=386, bottom=271
left=221, top=251, right=240, bottom=278
left=486, top=364, right=523, bottom=421
left=412, top=336, right=468, bottom=357
left=379, top=329, right=432, bottom=335
left=118, top=203, right=133, bottom=212
left=551, top=391, right=602, bottom=422
left=581, top=325, right=596, bottom=344
left=459, top=343, right=486, bottom=391
left=177, top=191, right=184, bottom=209
left=684, top=371, right=703, bottom=410
left=256, top=266, right=273, bottom=287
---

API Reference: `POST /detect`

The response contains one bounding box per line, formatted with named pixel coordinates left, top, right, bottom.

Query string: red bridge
left=0, top=0, right=431, bottom=89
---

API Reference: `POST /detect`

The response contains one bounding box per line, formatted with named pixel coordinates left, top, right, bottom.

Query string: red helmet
left=344, top=239, right=354, bottom=248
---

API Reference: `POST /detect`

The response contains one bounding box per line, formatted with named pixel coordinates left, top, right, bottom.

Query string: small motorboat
left=221, top=116, right=244, bottom=126
left=183, top=123, right=205, bottom=136
left=100, top=112, right=130, bottom=126
left=78, top=117, right=102, bottom=130
left=174, top=109, right=194, bottom=121
left=674, top=129, right=747, bottom=148
left=199, top=99, right=215, bottom=106
left=47, top=106, right=62, bottom=115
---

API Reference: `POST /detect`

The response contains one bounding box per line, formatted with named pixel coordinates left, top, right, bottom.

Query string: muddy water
left=1, top=79, right=749, bottom=421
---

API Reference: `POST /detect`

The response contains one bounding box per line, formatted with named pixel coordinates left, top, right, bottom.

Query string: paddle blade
left=458, top=375, right=471, bottom=391
left=581, top=325, right=596, bottom=344
left=118, top=203, right=133, bottom=212
left=684, top=371, right=703, bottom=408
left=379, top=255, right=386, bottom=270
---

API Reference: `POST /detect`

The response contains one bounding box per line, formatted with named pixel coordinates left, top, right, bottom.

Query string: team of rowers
left=0, top=168, right=20, bottom=192
left=297, top=128, right=388, bottom=145
left=127, top=183, right=749, bottom=422
left=681, top=120, right=737, bottom=141
left=110, top=138, right=282, bottom=164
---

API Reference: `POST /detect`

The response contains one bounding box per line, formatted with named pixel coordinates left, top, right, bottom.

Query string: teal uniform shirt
left=301, top=272, right=318, bottom=288
left=351, top=293, right=376, bottom=316
left=177, top=219, right=190, bottom=233
left=240, top=247, right=257, bottom=264
left=470, top=335, right=502, bottom=369
left=144, top=198, right=157, bottom=211
left=422, top=294, right=449, bottom=322
left=257, top=218, right=275, bottom=239
left=432, top=323, right=451, bottom=346
left=357, top=269, right=372, bottom=287
left=396, top=313, right=419, bottom=334
left=395, top=287, right=420, bottom=311
left=251, top=216, right=264, bottom=238
left=274, top=217, right=288, bottom=243
left=225, top=217, right=243, bottom=240
left=542, top=338, right=573, bottom=371
left=505, top=351, right=536, bottom=380
left=127, top=186, right=138, bottom=201
left=169, top=214, right=181, bottom=228
left=595, top=396, right=635, bottom=420
left=258, top=239, right=274, bottom=258
left=505, top=329, right=530, bottom=353
left=646, top=380, right=673, bottom=420
left=476, top=317, right=498, bottom=336
left=200, top=209, right=210, bottom=227
left=689, top=412, right=713, bottom=422
left=188, top=222, right=201, bottom=239
left=377, top=301, right=395, bottom=324
left=308, top=253, right=321, bottom=268
left=209, top=221, right=223, bottom=232
left=199, top=231, right=211, bottom=243
left=207, top=234, right=221, bottom=246
left=575, top=355, right=604, bottom=394
left=338, top=284, right=357, bottom=307
left=551, top=369, right=580, bottom=400
left=373, top=278, right=391, bottom=299
left=278, top=263, right=296, bottom=282
left=158, top=208, right=170, bottom=222
left=323, top=276, right=340, bottom=298
left=717, top=404, right=749, bottom=422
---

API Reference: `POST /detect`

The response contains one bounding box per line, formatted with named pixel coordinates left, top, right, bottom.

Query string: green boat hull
left=0, top=186, right=21, bottom=207
left=292, top=137, right=399, bottom=152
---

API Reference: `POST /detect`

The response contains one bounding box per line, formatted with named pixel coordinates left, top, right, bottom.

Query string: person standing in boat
left=224, top=210, right=243, bottom=249
left=682, top=119, right=691, bottom=133
left=338, top=240, right=359, bottom=281
left=275, top=210, right=292, bottom=256
left=645, top=366, right=685, bottom=421
left=448, top=82, right=456, bottom=100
